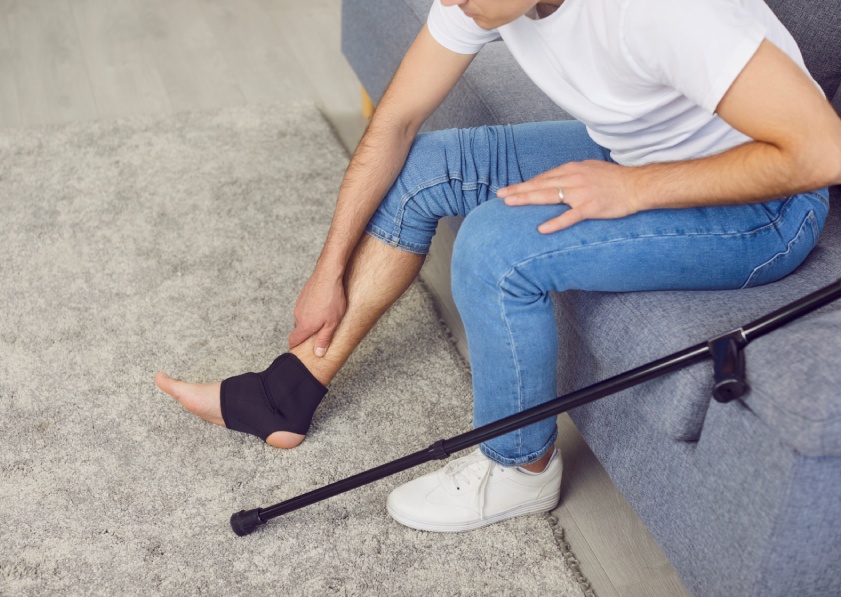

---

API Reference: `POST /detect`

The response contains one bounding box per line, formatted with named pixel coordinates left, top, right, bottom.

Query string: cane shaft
left=239, top=277, right=841, bottom=534
left=742, top=279, right=841, bottom=340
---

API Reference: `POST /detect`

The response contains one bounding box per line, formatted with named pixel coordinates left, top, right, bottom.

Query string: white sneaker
left=387, top=447, right=562, bottom=532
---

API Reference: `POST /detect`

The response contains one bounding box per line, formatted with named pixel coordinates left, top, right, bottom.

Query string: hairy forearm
left=632, top=138, right=840, bottom=212
left=315, top=114, right=417, bottom=278
left=630, top=40, right=841, bottom=211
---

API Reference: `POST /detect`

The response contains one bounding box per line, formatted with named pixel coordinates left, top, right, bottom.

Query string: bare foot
left=154, top=372, right=305, bottom=449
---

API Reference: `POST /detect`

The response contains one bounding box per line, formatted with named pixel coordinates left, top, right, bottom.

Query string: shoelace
left=443, top=454, right=505, bottom=520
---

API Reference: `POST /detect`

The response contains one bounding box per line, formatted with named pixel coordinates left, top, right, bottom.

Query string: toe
left=154, top=372, right=225, bottom=428
left=155, top=372, right=193, bottom=406
left=155, top=371, right=179, bottom=397
left=154, top=372, right=193, bottom=407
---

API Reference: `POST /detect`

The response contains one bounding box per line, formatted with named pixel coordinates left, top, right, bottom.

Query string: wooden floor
left=0, top=1, right=690, bottom=596
left=0, top=0, right=366, bottom=148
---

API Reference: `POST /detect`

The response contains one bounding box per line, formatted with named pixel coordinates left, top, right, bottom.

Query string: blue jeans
left=365, top=120, right=829, bottom=467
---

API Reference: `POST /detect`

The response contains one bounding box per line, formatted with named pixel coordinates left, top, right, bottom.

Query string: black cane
left=230, top=278, right=841, bottom=536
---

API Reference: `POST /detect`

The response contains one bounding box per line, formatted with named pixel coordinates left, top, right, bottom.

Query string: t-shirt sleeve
left=427, top=0, right=500, bottom=55
left=622, top=0, right=767, bottom=114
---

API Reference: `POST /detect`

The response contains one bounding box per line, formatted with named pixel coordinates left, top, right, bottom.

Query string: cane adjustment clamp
left=708, top=328, right=750, bottom=403
left=427, top=439, right=450, bottom=461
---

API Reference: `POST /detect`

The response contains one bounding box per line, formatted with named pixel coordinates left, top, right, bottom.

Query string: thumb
left=313, top=325, right=336, bottom=358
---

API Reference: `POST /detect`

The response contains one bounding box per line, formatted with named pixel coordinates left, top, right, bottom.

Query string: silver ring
left=557, top=187, right=565, bottom=204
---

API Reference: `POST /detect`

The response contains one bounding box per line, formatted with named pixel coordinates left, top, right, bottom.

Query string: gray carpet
left=0, top=103, right=588, bottom=596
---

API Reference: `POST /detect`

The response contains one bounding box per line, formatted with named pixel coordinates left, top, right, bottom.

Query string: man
left=157, top=0, right=841, bottom=533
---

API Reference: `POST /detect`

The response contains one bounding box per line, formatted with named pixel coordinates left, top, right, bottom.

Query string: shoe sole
left=387, top=491, right=561, bottom=533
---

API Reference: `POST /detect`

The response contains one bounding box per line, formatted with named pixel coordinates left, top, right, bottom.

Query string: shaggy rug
left=0, top=103, right=588, bottom=596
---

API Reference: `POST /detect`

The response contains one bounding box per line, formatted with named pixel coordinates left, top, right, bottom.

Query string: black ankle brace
left=220, top=353, right=328, bottom=440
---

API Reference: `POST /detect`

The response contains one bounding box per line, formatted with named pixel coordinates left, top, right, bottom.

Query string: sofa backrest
left=835, top=86, right=841, bottom=117
left=762, top=0, right=840, bottom=204
left=347, top=0, right=841, bottom=110
left=834, top=88, right=841, bottom=203
left=763, top=0, right=841, bottom=101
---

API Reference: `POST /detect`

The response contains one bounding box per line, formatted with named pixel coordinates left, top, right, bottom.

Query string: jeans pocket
left=741, top=210, right=819, bottom=289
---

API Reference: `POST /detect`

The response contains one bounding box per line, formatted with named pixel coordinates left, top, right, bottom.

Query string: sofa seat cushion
left=554, top=207, right=841, bottom=456
left=744, top=307, right=841, bottom=456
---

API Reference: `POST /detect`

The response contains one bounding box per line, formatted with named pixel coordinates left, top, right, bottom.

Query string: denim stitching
left=461, top=179, right=491, bottom=192
left=390, top=173, right=496, bottom=246
left=545, top=196, right=816, bottom=242
left=392, top=174, right=455, bottom=241
left=482, top=428, right=559, bottom=466
left=489, top=189, right=827, bottom=285
left=492, top=211, right=819, bottom=318
left=740, top=211, right=816, bottom=289
left=498, top=275, right=526, bottom=458
left=365, top=227, right=429, bottom=255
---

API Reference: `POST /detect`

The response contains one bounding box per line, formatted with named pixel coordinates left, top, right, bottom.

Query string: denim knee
left=365, top=129, right=468, bottom=255
left=452, top=207, right=491, bottom=311
left=451, top=199, right=532, bottom=309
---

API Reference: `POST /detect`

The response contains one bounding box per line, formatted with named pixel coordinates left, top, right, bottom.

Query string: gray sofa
left=341, top=1, right=841, bottom=595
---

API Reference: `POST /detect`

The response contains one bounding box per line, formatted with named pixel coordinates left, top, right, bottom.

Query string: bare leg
left=155, top=235, right=425, bottom=448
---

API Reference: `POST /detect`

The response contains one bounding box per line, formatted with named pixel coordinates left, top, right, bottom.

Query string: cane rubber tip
left=230, top=508, right=265, bottom=536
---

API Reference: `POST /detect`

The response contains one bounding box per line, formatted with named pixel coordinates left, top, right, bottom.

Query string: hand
left=497, top=160, right=641, bottom=233
left=288, top=267, right=347, bottom=357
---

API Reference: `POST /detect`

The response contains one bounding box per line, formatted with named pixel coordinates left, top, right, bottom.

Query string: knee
left=451, top=200, right=518, bottom=305
left=369, top=130, right=462, bottom=251
left=388, top=129, right=459, bottom=207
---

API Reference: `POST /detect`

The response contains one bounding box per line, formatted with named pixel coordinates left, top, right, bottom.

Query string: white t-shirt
left=427, top=0, right=817, bottom=167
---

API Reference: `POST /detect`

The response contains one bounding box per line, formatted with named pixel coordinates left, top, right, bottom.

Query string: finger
left=288, top=324, right=317, bottom=350
left=538, top=209, right=586, bottom=234
left=498, top=179, right=547, bottom=198
left=504, top=187, right=565, bottom=206
left=498, top=176, right=547, bottom=197
left=498, top=165, right=573, bottom=197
